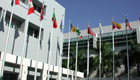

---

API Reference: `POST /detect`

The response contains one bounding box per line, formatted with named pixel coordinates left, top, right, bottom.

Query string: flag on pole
left=76, top=28, right=82, bottom=39
left=99, top=22, right=103, bottom=34
left=112, top=21, right=121, bottom=29
left=11, top=0, right=14, bottom=6
left=28, top=0, right=34, bottom=15
left=125, top=18, right=133, bottom=32
left=15, top=0, right=19, bottom=5
left=11, top=0, right=19, bottom=6
left=71, top=24, right=77, bottom=32
left=60, top=19, right=63, bottom=32
left=52, top=11, right=57, bottom=28
left=40, top=4, right=44, bottom=21
left=87, top=26, right=96, bottom=37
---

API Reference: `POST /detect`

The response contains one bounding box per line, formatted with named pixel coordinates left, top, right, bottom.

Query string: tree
left=92, top=42, right=121, bottom=78
left=118, top=39, right=140, bottom=76
left=62, top=46, right=87, bottom=76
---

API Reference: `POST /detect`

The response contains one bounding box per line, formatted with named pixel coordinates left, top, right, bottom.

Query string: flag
left=76, top=28, right=82, bottom=39
left=40, top=4, right=44, bottom=21
left=99, top=22, right=103, bottom=34
left=112, top=21, right=121, bottom=29
left=11, top=0, right=14, bottom=6
left=11, top=0, right=19, bottom=6
left=52, top=11, right=57, bottom=28
left=60, top=19, right=63, bottom=32
left=0, top=10, right=5, bottom=32
left=28, top=0, right=34, bottom=15
left=139, top=12, right=140, bottom=22
left=125, top=19, right=133, bottom=32
left=71, top=24, right=77, bottom=32
left=87, top=26, right=96, bottom=37
left=15, top=0, right=19, bottom=5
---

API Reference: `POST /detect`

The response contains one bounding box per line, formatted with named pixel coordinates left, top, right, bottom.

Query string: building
left=63, top=20, right=140, bottom=77
left=0, top=0, right=84, bottom=80
left=63, top=20, right=140, bottom=53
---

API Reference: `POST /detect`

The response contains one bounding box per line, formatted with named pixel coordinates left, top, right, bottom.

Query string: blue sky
left=56, top=0, right=140, bottom=33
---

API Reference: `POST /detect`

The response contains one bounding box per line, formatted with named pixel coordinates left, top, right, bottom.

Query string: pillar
left=21, top=65, right=28, bottom=80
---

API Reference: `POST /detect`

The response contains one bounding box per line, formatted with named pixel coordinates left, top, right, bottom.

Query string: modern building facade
left=0, top=0, right=84, bottom=80
left=63, top=20, right=140, bottom=53
left=63, top=20, right=140, bottom=77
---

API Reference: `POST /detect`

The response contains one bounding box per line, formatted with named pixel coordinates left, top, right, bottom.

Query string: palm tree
left=92, top=42, right=121, bottom=78
left=118, top=39, right=140, bottom=76
left=62, top=46, right=87, bottom=75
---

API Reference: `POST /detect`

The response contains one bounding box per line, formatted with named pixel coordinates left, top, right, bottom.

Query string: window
left=33, top=0, right=47, bottom=15
left=28, top=27, right=39, bottom=38
left=5, top=11, right=24, bottom=32
left=28, top=23, right=44, bottom=40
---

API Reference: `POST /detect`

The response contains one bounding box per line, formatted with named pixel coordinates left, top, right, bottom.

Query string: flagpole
left=125, top=15, right=130, bottom=80
left=67, top=20, right=71, bottom=80
left=47, top=23, right=54, bottom=80
left=18, top=14, right=29, bottom=80
left=47, top=8, right=57, bottom=80
left=57, top=15, right=64, bottom=80
left=87, top=22, right=90, bottom=80
left=75, top=24, right=79, bottom=80
left=34, top=20, right=42, bottom=80
left=99, top=20, right=102, bottom=80
left=34, top=2, right=44, bottom=80
left=112, top=17, right=115, bottom=80
left=1, top=3, right=14, bottom=78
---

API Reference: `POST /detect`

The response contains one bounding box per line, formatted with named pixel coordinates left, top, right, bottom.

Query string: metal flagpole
left=75, top=24, right=79, bottom=80
left=34, top=13, right=43, bottom=80
left=67, top=20, right=71, bottom=80
left=99, top=20, right=102, bottom=80
left=125, top=15, right=130, bottom=80
left=87, top=22, right=90, bottom=80
left=1, top=3, right=14, bottom=78
left=47, top=23, right=54, bottom=80
left=18, top=15, right=29, bottom=80
left=112, top=17, right=115, bottom=80
left=34, top=2, right=44, bottom=80
left=58, top=15, right=64, bottom=80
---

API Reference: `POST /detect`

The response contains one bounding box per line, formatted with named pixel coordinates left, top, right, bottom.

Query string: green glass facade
left=63, top=29, right=137, bottom=54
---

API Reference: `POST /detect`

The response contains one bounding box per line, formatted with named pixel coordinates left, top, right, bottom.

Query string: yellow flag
left=71, top=25, right=77, bottom=32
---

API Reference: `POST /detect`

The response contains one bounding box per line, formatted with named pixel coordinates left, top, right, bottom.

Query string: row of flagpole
left=66, top=14, right=134, bottom=80
left=0, top=1, right=138, bottom=80
left=1, top=0, right=17, bottom=78
left=0, top=0, right=65, bottom=80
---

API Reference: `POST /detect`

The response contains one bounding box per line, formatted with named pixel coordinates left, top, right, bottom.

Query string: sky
left=55, top=0, right=140, bottom=33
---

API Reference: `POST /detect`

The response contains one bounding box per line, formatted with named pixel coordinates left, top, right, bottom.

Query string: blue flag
left=60, top=19, right=63, bottom=32
left=11, top=0, right=14, bottom=6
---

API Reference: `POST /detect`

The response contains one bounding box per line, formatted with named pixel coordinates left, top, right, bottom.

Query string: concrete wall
left=0, top=0, right=65, bottom=66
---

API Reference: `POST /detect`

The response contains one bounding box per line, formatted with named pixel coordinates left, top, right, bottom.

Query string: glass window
left=101, top=33, right=108, bottom=37
left=116, top=31, right=123, bottom=35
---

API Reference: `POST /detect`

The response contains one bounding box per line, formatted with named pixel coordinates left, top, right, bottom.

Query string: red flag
left=126, top=19, right=133, bottom=32
left=52, top=11, right=57, bottom=28
left=53, top=20, right=57, bottom=29
left=40, top=4, right=44, bottom=21
left=87, top=26, right=96, bottom=37
left=28, top=0, right=34, bottom=15
left=15, top=0, right=19, bottom=5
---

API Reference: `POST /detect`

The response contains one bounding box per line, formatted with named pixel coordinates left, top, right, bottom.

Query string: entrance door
left=3, top=71, right=18, bottom=80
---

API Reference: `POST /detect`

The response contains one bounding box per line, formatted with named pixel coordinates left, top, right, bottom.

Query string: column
left=41, top=69, right=47, bottom=80
left=21, top=65, right=28, bottom=80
